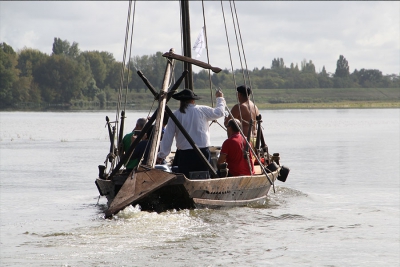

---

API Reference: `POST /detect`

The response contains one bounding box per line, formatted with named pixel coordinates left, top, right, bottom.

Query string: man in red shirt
left=217, top=119, right=254, bottom=177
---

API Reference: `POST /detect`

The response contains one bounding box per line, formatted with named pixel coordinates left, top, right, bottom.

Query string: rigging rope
left=229, top=0, right=256, bottom=138
left=201, top=0, right=214, bottom=108
left=220, top=0, right=256, bottom=176
left=220, top=0, right=244, bottom=128
left=123, top=0, right=137, bottom=112
left=116, top=0, right=134, bottom=123
left=232, top=1, right=257, bottom=108
left=109, top=0, right=137, bottom=168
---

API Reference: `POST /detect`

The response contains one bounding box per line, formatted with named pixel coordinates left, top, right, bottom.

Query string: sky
left=1, top=1, right=399, bottom=75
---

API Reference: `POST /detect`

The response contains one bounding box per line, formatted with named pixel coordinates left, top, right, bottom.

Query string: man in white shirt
left=157, top=89, right=225, bottom=178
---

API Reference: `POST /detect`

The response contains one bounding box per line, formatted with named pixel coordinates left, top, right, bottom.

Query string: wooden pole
left=165, top=106, right=218, bottom=178
left=118, top=110, right=125, bottom=158
left=146, top=48, right=175, bottom=167
left=180, top=0, right=193, bottom=90
left=137, top=69, right=217, bottom=178
left=109, top=112, right=157, bottom=179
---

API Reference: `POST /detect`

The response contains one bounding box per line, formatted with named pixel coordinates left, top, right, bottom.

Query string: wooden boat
left=95, top=1, right=290, bottom=217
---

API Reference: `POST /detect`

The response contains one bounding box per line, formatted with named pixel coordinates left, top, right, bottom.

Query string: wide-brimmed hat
left=237, top=85, right=251, bottom=96
left=172, top=89, right=201, bottom=101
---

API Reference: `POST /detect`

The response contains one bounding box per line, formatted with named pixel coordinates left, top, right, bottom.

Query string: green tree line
left=1, top=38, right=399, bottom=109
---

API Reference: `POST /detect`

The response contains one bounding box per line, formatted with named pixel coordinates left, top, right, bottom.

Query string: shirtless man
left=224, top=85, right=259, bottom=142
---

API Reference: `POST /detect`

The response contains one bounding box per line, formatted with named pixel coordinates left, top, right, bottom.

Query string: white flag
left=193, top=27, right=205, bottom=58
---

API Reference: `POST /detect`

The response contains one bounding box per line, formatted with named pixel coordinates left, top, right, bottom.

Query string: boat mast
left=180, top=0, right=194, bottom=90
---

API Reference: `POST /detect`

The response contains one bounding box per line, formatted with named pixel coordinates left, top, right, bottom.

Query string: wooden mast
left=180, top=0, right=193, bottom=90
left=146, top=49, right=175, bottom=167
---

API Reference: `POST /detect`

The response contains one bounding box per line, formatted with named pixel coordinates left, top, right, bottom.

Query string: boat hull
left=95, top=168, right=279, bottom=212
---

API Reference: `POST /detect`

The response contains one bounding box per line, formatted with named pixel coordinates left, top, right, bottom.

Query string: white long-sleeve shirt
left=158, top=97, right=226, bottom=159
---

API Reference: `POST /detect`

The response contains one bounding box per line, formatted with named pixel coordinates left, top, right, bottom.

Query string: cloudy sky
left=1, top=1, right=399, bottom=75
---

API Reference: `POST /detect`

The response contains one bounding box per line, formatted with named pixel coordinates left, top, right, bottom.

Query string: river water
left=0, top=109, right=399, bottom=267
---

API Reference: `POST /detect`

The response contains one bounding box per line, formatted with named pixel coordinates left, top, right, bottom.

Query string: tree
left=130, top=52, right=169, bottom=91
left=355, top=69, right=383, bottom=88
left=271, top=58, right=285, bottom=69
left=105, top=61, right=124, bottom=91
left=17, top=48, right=48, bottom=77
left=80, top=51, right=107, bottom=89
left=34, top=55, right=90, bottom=103
left=67, top=42, right=80, bottom=58
left=301, top=59, right=316, bottom=73
left=333, top=55, right=352, bottom=88
left=0, top=43, right=19, bottom=108
left=52, top=38, right=81, bottom=59
left=82, top=78, right=99, bottom=100
left=320, top=66, right=328, bottom=76
left=52, top=37, right=71, bottom=56
left=318, top=66, right=333, bottom=88
left=193, top=69, right=210, bottom=89
left=335, top=55, right=350, bottom=78
left=99, top=51, right=120, bottom=89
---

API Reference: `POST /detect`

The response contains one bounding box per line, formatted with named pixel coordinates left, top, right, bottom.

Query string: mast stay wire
left=200, top=0, right=214, bottom=108
left=113, top=0, right=136, bottom=166
left=228, top=0, right=256, bottom=136
left=112, top=0, right=133, bottom=166
left=229, top=0, right=256, bottom=176
left=116, top=0, right=133, bottom=124
left=220, top=1, right=243, bottom=123
left=123, top=0, right=137, bottom=112
left=221, top=0, right=254, bottom=176
left=232, top=1, right=257, bottom=108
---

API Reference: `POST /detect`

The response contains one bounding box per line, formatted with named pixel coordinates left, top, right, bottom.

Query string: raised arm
left=200, top=96, right=226, bottom=121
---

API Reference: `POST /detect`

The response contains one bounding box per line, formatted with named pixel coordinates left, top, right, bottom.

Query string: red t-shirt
left=220, top=133, right=254, bottom=176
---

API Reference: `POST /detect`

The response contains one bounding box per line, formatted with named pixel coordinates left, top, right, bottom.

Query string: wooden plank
left=193, top=195, right=267, bottom=207
left=183, top=172, right=278, bottom=197
left=105, top=167, right=176, bottom=217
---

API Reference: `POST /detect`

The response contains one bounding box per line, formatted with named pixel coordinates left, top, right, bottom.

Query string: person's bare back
left=225, top=100, right=259, bottom=138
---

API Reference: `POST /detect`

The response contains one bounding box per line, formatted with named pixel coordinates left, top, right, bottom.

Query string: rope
left=115, top=0, right=134, bottom=124
left=232, top=1, right=256, bottom=107
left=220, top=0, right=259, bottom=176
left=223, top=104, right=275, bottom=191
left=209, top=119, right=227, bottom=131
left=111, top=0, right=135, bottom=167
left=123, top=0, right=137, bottom=112
left=229, top=0, right=255, bottom=134
left=220, top=1, right=243, bottom=127
left=220, top=1, right=237, bottom=90
left=229, top=1, right=246, bottom=85
left=200, top=0, right=214, bottom=107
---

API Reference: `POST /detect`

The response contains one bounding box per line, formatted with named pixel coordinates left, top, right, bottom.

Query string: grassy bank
left=7, top=87, right=400, bottom=111
left=184, top=87, right=400, bottom=109
left=87, top=87, right=399, bottom=110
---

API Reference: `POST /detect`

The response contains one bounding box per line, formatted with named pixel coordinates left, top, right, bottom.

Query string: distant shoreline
left=2, top=88, right=399, bottom=111
left=3, top=102, right=398, bottom=112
